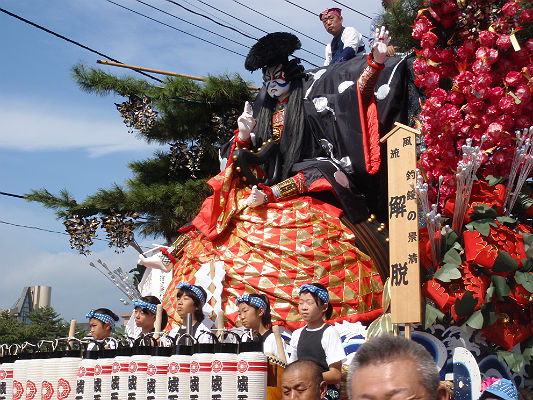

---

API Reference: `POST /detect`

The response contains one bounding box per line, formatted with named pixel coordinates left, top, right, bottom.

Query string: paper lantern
left=56, top=351, right=81, bottom=400
left=127, top=347, right=151, bottom=400
left=75, top=352, right=96, bottom=400
left=0, top=355, right=15, bottom=400
left=167, top=343, right=192, bottom=400
left=146, top=347, right=170, bottom=400
left=93, top=349, right=115, bottom=400
left=110, top=348, right=133, bottom=400
left=236, top=350, right=268, bottom=400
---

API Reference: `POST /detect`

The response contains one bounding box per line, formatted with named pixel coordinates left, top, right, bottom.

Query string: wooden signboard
left=380, top=122, right=422, bottom=324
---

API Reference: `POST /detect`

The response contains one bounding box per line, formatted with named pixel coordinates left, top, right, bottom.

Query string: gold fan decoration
left=169, top=141, right=205, bottom=178
left=456, top=1, right=507, bottom=37
left=212, top=109, right=239, bottom=137
left=63, top=215, right=100, bottom=255
left=115, top=95, right=158, bottom=134
left=100, top=210, right=139, bottom=252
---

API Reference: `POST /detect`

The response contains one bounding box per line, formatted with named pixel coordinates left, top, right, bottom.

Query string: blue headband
left=86, top=310, right=116, bottom=328
left=236, top=294, right=267, bottom=310
left=133, top=299, right=158, bottom=314
left=176, top=282, right=206, bottom=305
left=299, top=284, right=329, bottom=303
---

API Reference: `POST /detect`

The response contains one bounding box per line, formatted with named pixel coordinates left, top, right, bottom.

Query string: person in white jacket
left=320, top=7, right=364, bottom=66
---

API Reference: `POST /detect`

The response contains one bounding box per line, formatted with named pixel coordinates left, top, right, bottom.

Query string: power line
left=168, top=0, right=320, bottom=67
left=0, top=7, right=163, bottom=83
left=283, top=0, right=370, bottom=38
left=165, top=0, right=323, bottom=67
left=283, top=0, right=319, bottom=17
left=0, top=218, right=71, bottom=236
left=332, top=0, right=373, bottom=20
left=0, top=218, right=151, bottom=250
left=232, top=0, right=326, bottom=48
left=0, top=191, right=25, bottom=199
left=192, top=0, right=268, bottom=35
left=163, top=0, right=257, bottom=40
left=180, top=0, right=254, bottom=38
left=104, top=0, right=247, bottom=57
left=133, top=0, right=250, bottom=49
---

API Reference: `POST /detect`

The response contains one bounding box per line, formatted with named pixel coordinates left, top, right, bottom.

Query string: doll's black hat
left=245, top=32, right=301, bottom=71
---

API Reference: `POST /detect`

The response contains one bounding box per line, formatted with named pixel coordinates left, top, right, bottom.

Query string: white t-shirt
left=241, top=330, right=289, bottom=361
left=287, top=324, right=346, bottom=366
left=264, top=331, right=289, bottom=360
left=324, top=26, right=363, bottom=66
left=168, top=320, right=214, bottom=344
left=87, top=338, right=118, bottom=351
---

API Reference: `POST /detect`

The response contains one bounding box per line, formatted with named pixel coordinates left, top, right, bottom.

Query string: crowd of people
left=86, top=282, right=524, bottom=400
left=281, top=335, right=522, bottom=400
left=87, top=282, right=344, bottom=397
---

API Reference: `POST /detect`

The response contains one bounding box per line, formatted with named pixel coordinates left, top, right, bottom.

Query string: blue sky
left=0, top=0, right=382, bottom=323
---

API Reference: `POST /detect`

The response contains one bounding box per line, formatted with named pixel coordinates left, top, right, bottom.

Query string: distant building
left=8, top=286, right=51, bottom=324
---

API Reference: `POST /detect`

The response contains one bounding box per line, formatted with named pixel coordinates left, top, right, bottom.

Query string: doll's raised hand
left=237, top=101, right=256, bottom=142
left=372, top=26, right=391, bottom=65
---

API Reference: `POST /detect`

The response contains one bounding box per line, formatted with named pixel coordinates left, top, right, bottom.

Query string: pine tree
left=0, top=307, right=73, bottom=345
left=0, top=310, right=25, bottom=345
left=24, top=306, right=69, bottom=343
left=26, top=65, right=255, bottom=253
left=376, top=0, right=420, bottom=52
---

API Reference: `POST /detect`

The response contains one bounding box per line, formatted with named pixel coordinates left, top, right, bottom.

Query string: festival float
left=2, top=0, right=533, bottom=398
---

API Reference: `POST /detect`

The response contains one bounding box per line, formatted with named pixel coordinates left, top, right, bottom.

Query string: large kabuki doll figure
left=141, top=29, right=408, bottom=331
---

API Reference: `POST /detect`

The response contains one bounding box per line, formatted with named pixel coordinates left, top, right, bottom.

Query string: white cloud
left=0, top=233, right=153, bottom=322
left=0, top=97, right=164, bottom=157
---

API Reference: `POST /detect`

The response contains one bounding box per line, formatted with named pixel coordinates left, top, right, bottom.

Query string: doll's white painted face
left=264, top=64, right=290, bottom=100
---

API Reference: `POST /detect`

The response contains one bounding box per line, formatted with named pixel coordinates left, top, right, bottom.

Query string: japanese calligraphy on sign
left=381, top=122, right=422, bottom=324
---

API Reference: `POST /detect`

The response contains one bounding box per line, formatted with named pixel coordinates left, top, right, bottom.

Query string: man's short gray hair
left=347, top=335, right=441, bottom=400
left=284, top=360, right=324, bottom=389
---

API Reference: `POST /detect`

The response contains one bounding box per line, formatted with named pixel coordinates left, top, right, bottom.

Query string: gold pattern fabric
left=169, top=233, right=192, bottom=258
left=271, top=108, right=284, bottom=142
left=273, top=177, right=301, bottom=200
left=163, top=169, right=384, bottom=330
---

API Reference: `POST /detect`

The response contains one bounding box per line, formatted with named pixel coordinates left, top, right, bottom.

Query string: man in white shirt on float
left=320, top=7, right=365, bottom=66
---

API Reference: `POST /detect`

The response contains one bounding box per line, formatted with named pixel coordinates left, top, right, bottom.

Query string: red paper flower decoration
left=463, top=222, right=526, bottom=274
left=482, top=302, right=533, bottom=350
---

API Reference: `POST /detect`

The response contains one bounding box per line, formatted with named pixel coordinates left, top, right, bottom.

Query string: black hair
left=92, top=308, right=119, bottom=327
left=243, top=293, right=272, bottom=328
left=136, top=296, right=169, bottom=330
left=254, top=78, right=306, bottom=185
left=304, top=283, right=333, bottom=320
left=177, top=286, right=207, bottom=323
left=244, top=32, right=301, bottom=72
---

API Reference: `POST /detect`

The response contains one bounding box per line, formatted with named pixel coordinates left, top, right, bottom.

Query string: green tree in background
left=24, top=306, right=69, bottom=343
left=376, top=0, right=420, bottom=53
left=0, top=307, right=86, bottom=347
left=26, top=66, right=255, bottom=254
left=0, top=311, right=25, bottom=345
